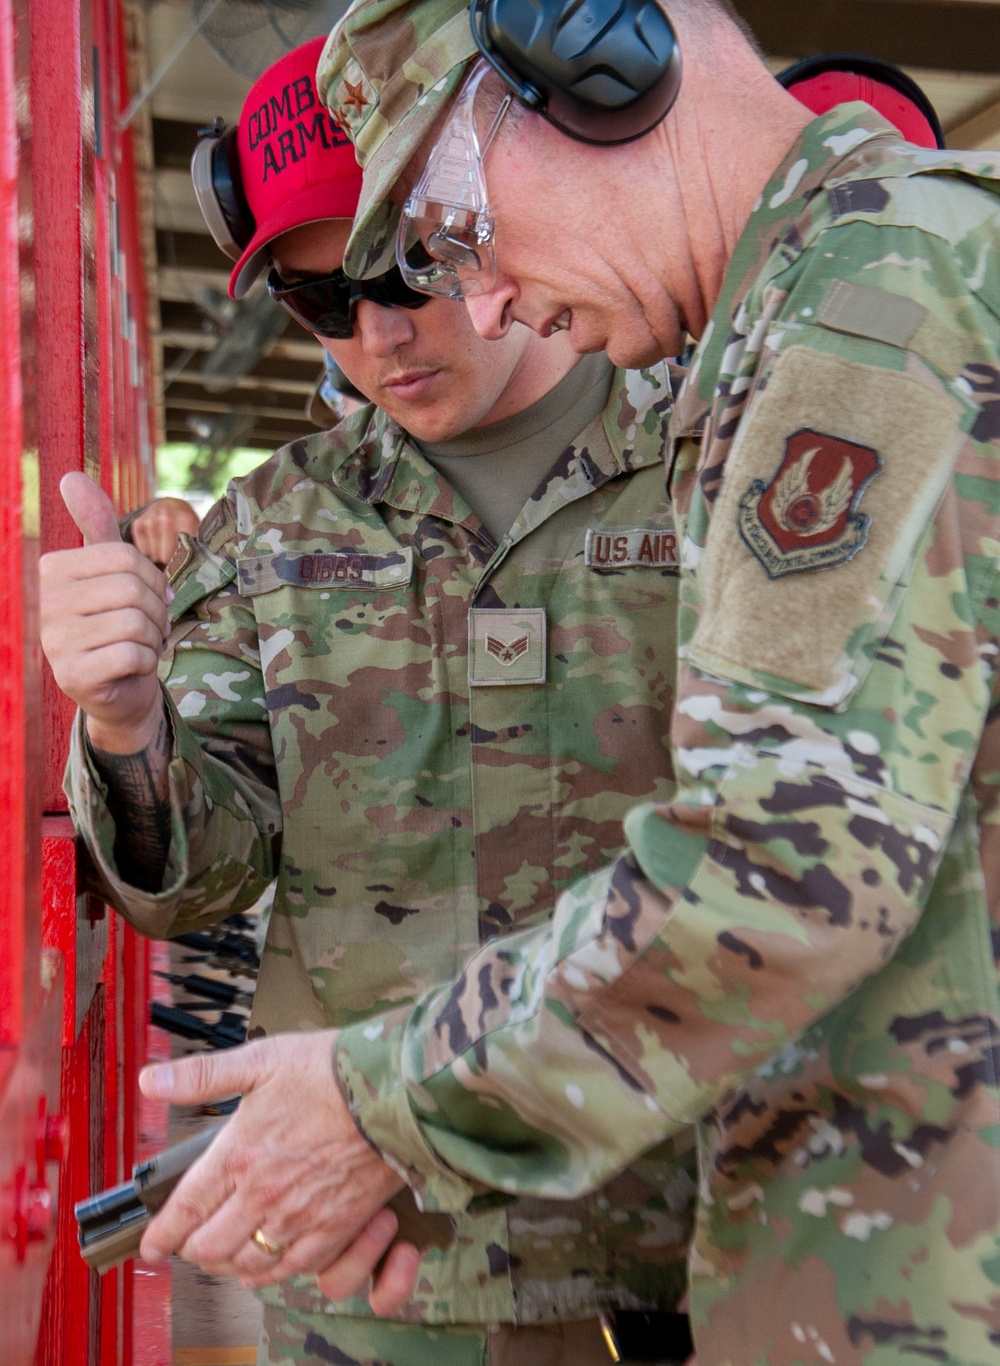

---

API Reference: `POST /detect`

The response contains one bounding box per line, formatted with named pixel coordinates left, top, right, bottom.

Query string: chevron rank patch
left=469, top=609, right=546, bottom=687
left=739, top=428, right=882, bottom=579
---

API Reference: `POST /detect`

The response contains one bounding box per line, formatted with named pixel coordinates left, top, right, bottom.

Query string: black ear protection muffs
left=191, top=119, right=256, bottom=261
left=470, top=0, right=682, bottom=145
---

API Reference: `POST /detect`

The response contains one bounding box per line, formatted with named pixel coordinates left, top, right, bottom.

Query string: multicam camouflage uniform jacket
left=308, top=109, right=1000, bottom=1365
left=66, top=366, right=699, bottom=1325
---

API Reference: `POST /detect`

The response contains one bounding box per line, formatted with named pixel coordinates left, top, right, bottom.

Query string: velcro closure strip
left=817, top=280, right=969, bottom=378
left=818, top=280, right=925, bottom=351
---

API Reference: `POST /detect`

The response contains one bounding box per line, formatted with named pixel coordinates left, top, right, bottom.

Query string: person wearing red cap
left=191, top=36, right=582, bottom=438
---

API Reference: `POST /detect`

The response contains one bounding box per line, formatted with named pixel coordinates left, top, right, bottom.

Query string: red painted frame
left=0, top=0, right=64, bottom=1358
left=21, top=0, right=162, bottom=1360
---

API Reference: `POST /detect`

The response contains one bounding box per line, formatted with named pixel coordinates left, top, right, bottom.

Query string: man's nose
left=463, top=276, right=519, bottom=341
left=352, top=298, right=417, bottom=355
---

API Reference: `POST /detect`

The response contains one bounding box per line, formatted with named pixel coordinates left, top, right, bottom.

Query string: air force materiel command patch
left=739, top=428, right=883, bottom=579
left=469, top=609, right=546, bottom=686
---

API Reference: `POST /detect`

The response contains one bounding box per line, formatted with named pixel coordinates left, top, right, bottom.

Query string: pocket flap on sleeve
left=167, top=534, right=237, bottom=620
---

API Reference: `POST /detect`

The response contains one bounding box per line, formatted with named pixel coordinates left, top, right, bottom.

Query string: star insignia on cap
left=342, top=80, right=369, bottom=114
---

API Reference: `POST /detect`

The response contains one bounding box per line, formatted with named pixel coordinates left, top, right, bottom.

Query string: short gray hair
left=669, top=0, right=762, bottom=53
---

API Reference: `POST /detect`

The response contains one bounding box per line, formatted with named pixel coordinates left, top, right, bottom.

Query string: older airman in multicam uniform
left=292, top=0, right=1000, bottom=1360
left=44, top=38, right=699, bottom=1366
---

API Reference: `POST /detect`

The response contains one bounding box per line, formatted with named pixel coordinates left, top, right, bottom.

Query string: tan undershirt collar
left=412, top=351, right=615, bottom=541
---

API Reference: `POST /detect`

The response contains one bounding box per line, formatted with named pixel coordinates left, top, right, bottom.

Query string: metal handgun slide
left=75, top=1122, right=227, bottom=1274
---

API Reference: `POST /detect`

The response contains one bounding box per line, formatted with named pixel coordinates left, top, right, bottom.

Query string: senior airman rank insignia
left=739, top=427, right=882, bottom=579
left=469, top=609, right=546, bottom=686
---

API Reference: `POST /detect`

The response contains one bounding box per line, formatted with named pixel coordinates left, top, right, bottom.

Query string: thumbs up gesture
left=40, top=474, right=173, bottom=752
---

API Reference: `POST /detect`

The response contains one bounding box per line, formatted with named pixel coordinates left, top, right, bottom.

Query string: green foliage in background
left=156, top=443, right=271, bottom=499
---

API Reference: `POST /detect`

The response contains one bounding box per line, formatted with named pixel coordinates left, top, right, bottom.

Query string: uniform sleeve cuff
left=334, top=1008, right=481, bottom=1215
left=118, top=503, right=151, bottom=544
left=64, top=697, right=195, bottom=912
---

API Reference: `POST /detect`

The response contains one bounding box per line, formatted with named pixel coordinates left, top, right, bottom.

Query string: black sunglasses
left=266, top=262, right=431, bottom=339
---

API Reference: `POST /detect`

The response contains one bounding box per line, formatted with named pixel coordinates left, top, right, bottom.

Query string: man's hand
left=137, top=1031, right=411, bottom=1297
left=130, top=496, right=200, bottom=568
left=41, top=473, right=171, bottom=752
left=315, top=1215, right=423, bottom=1316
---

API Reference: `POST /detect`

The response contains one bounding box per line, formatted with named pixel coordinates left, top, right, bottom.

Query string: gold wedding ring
left=251, top=1228, right=284, bottom=1257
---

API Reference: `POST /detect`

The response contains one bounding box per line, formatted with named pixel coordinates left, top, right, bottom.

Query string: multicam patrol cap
left=317, top=0, right=479, bottom=278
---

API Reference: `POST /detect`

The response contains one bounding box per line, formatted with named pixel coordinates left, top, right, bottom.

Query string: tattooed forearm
left=90, top=713, right=172, bottom=892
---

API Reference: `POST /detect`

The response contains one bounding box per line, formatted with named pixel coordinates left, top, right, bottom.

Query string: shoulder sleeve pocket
left=167, top=534, right=238, bottom=620
left=689, top=346, right=965, bottom=710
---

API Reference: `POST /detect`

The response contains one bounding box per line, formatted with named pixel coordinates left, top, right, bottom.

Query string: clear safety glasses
left=395, top=61, right=512, bottom=299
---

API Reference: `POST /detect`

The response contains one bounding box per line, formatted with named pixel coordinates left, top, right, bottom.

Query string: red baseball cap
left=229, top=37, right=363, bottom=299
left=780, top=55, right=944, bottom=151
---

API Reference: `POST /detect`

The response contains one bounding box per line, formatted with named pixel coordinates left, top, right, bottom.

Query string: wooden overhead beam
left=947, top=94, right=1000, bottom=148
left=164, top=368, right=317, bottom=398
left=159, top=265, right=232, bottom=300
left=733, top=0, right=1000, bottom=74
left=163, top=431, right=289, bottom=453
left=153, top=117, right=203, bottom=172
left=163, top=416, right=313, bottom=446
left=165, top=390, right=314, bottom=423
left=159, top=299, right=321, bottom=346
left=157, top=229, right=235, bottom=273
left=159, top=326, right=324, bottom=365
left=162, top=344, right=321, bottom=386
left=164, top=417, right=313, bottom=439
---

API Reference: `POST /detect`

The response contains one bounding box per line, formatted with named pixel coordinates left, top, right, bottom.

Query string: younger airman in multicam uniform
left=51, top=39, right=696, bottom=1366
left=133, top=361, right=693, bottom=1362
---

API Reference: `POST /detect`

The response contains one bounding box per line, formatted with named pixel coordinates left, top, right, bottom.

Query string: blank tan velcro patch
left=690, top=346, right=963, bottom=705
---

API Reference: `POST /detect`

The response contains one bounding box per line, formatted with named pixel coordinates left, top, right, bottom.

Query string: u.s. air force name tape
left=585, top=527, right=679, bottom=571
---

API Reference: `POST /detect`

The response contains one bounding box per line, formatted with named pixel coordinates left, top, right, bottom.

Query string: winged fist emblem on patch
left=739, top=428, right=882, bottom=579
left=486, top=634, right=531, bottom=666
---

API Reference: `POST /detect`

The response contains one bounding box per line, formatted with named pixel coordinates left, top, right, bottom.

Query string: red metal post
left=131, top=942, right=174, bottom=1366
left=0, top=0, right=65, bottom=1358
left=31, top=0, right=99, bottom=815
left=28, top=0, right=161, bottom=1359
left=99, top=914, right=123, bottom=1366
